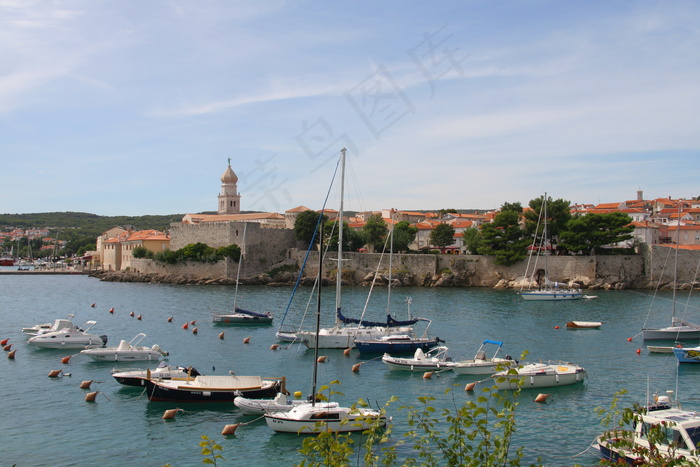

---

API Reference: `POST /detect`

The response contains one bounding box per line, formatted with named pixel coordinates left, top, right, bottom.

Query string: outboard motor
left=101, top=335, right=108, bottom=345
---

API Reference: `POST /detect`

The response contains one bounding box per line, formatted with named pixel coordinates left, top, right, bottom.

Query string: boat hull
left=520, top=291, right=583, bottom=301
left=673, top=346, right=700, bottom=363
left=264, top=403, right=386, bottom=433
left=452, top=359, right=515, bottom=375
left=493, top=363, right=586, bottom=389
left=213, top=314, right=273, bottom=325
left=82, top=350, right=164, bottom=362
left=299, top=326, right=413, bottom=349
left=642, top=326, right=700, bottom=340
left=355, top=338, right=440, bottom=354
left=146, top=377, right=282, bottom=402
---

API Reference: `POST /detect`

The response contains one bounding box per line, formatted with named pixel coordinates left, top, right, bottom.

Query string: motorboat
left=213, top=307, right=273, bottom=325
left=492, top=361, right=586, bottom=389
left=673, top=345, right=700, bottom=363
left=382, top=346, right=456, bottom=372
left=264, top=401, right=386, bottom=433
left=565, top=321, right=602, bottom=329
left=145, top=374, right=285, bottom=402
left=112, top=363, right=201, bottom=386
left=27, top=320, right=107, bottom=349
left=80, top=333, right=168, bottom=362
left=22, top=314, right=76, bottom=336
left=595, top=391, right=700, bottom=464
left=452, top=339, right=517, bottom=375
left=234, top=392, right=310, bottom=415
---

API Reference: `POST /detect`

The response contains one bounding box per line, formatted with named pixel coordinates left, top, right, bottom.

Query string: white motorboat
left=234, top=392, right=311, bottom=415
left=492, top=361, right=586, bottom=389
left=565, top=321, right=602, bottom=329
left=80, top=333, right=168, bottom=362
left=265, top=401, right=386, bottom=433
left=22, top=314, right=76, bottom=336
left=27, top=320, right=107, bottom=349
left=452, top=339, right=517, bottom=375
left=112, top=363, right=201, bottom=386
left=596, top=391, right=700, bottom=464
left=382, top=346, right=456, bottom=372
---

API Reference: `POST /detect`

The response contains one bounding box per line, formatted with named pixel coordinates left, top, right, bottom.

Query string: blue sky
left=2, top=1, right=699, bottom=216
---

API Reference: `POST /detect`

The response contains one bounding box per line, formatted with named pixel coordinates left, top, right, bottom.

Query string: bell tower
left=218, top=158, right=241, bottom=214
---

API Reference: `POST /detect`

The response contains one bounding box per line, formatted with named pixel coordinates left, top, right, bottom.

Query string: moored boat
left=565, top=321, right=602, bottom=329
left=112, top=363, right=201, bottom=386
left=264, top=402, right=386, bottom=433
left=145, top=375, right=284, bottom=402
left=27, top=320, right=107, bottom=349
left=673, top=345, right=700, bottom=363
left=234, top=392, right=310, bottom=415
left=22, top=314, right=76, bottom=336
left=382, top=346, right=456, bottom=372
left=80, top=333, right=168, bottom=362
left=452, top=339, right=516, bottom=375
left=492, top=361, right=586, bottom=389
left=213, top=307, right=273, bottom=325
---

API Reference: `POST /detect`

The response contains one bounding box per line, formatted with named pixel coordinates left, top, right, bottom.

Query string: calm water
left=2, top=271, right=700, bottom=466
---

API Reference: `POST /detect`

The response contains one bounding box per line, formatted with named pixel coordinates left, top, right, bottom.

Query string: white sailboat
left=642, top=207, right=700, bottom=340
left=297, top=150, right=416, bottom=349
left=519, top=193, right=582, bottom=301
left=265, top=170, right=387, bottom=432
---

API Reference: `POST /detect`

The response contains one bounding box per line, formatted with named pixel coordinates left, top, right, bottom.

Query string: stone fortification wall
left=645, top=245, right=700, bottom=287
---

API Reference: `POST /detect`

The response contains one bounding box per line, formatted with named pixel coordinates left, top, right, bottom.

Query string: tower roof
left=221, top=159, right=238, bottom=184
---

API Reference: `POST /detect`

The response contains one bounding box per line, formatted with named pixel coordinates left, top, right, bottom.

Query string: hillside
left=0, top=212, right=185, bottom=233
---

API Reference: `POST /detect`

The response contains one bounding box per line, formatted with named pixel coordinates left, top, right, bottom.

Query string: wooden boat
left=81, top=333, right=169, bottom=361
left=146, top=375, right=284, bottom=402
left=452, top=339, right=516, bottom=375
left=493, top=361, right=586, bottom=389
left=646, top=345, right=675, bottom=354
left=596, top=391, right=700, bottom=464
left=382, top=346, right=456, bottom=372
left=565, top=321, right=602, bottom=329
left=112, top=363, right=201, bottom=386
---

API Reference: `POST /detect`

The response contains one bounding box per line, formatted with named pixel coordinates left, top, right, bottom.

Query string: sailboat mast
left=543, top=192, right=548, bottom=286
left=672, top=201, right=681, bottom=323
left=387, top=209, right=394, bottom=316
left=232, top=223, right=246, bottom=311
left=311, top=222, right=323, bottom=407
left=335, top=148, right=346, bottom=327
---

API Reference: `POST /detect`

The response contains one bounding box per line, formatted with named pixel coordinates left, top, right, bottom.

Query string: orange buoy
left=8, top=350, right=16, bottom=359
left=1, top=338, right=9, bottom=346
left=554, top=326, right=560, bottom=329
left=109, top=307, right=114, bottom=314
left=221, top=423, right=239, bottom=435
left=4, top=344, right=12, bottom=351
left=535, top=393, right=549, bottom=403
left=464, top=382, right=477, bottom=391
left=130, top=311, right=135, bottom=317
left=243, top=337, right=251, bottom=344
left=270, top=344, right=279, bottom=350
left=85, top=391, right=98, bottom=402
left=61, top=355, right=71, bottom=364
left=182, top=323, right=189, bottom=330
left=162, top=408, right=181, bottom=419
left=190, top=320, right=196, bottom=325
left=317, top=356, right=327, bottom=363
left=80, top=380, right=93, bottom=389
left=192, top=327, right=198, bottom=334
left=91, top=303, right=96, bottom=308
left=48, top=369, right=62, bottom=378
left=352, top=363, right=362, bottom=372
left=343, top=348, right=351, bottom=356
left=636, top=348, right=641, bottom=354
left=167, top=316, right=173, bottom=322
left=423, top=371, right=433, bottom=379
left=137, top=314, right=142, bottom=320
left=627, top=337, right=633, bottom=342
left=218, top=332, right=225, bottom=339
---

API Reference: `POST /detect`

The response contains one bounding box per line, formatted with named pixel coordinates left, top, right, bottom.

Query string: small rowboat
left=566, top=321, right=602, bottom=329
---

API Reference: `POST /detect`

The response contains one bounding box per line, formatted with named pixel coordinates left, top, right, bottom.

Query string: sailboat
left=213, top=224, right=273, bottom=325
left=296, top=150, right=418, bottom=349
left=265, top=169, right=387, bottom=433
left=519, top=193, right=582, bottom=301
left=642, top=208, right=700, bottom=340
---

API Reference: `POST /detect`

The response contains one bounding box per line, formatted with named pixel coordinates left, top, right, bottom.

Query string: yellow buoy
left=243, top=337, right=251, bottom=344
left=535, top=393, right=550, bottom=403
left=218, top=332, right=225, bottom=339
left=317, top=356, right=327, bottom=363
left=85, top=391, right=98, bottom=402
left=293, top=391, right=302, bottom=398
left=80, top=380, right=93, bottom=389
left=270, top=344, right=279, bottom=350
left=423, top=371, right=433, bottom=379
left=48, top=369, right=62, bottom=378
left=221, top=423, right=239, bottom=435
left=464, top=382, right=477, bottom=391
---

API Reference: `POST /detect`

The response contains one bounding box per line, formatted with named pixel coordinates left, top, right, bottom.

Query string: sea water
left=1, top=272, right=699, bottom=466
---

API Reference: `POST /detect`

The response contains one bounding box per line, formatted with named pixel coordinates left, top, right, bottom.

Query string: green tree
left=522, top=195, right=572, bottom=249
left=294, top=210, right=327, bottom=247
left=478, top=207, right=530, bottom=266
left=559, top=212, right=635, bottom=255
left=180, top=242, right=218, bottom=261
left=430, top=223, right=456, bottom=250
left=462, top=227, right=483, bottom=254
left=132, top=246, right=154, bottom=259
left=363, top=213, right=389, bottom=252
left=392, top=221, right=418, bottom=252
left=216, top=244, right=241, bottom=261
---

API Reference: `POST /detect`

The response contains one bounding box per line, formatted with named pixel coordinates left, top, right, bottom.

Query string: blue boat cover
left=235, top=307, right=270, bottom=319
left=337, top=308, right=419, bottom=327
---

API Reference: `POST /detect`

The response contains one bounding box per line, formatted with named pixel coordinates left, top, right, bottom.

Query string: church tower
left=218, top=158, right=241, bottom=214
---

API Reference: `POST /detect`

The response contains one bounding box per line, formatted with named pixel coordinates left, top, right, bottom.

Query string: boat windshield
left=687, top=426, right=700, bottom=450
